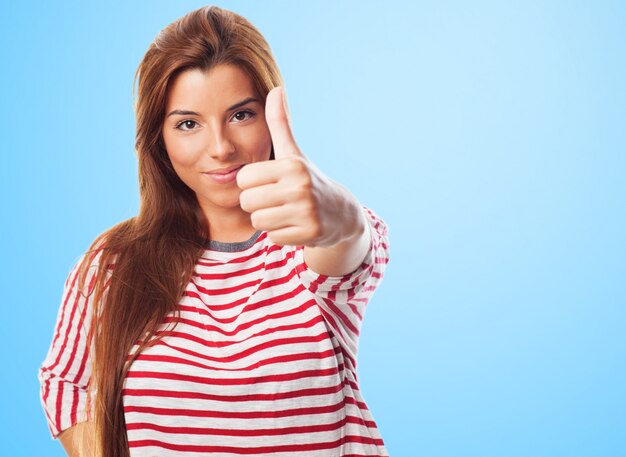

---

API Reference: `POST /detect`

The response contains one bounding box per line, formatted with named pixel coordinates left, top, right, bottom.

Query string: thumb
left=265, top=86, right=300, bottom=158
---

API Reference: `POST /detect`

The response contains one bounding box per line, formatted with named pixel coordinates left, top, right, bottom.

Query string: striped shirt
left=39, top=205, right=391, bottom=456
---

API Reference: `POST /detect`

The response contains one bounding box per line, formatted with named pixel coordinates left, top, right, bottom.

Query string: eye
left=232, top=110, right=256, bottom=123
left=175, top=120, right=199, bottom=131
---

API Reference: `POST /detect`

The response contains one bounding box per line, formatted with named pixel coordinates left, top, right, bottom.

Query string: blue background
left=1, top=1, right=625, bottom=456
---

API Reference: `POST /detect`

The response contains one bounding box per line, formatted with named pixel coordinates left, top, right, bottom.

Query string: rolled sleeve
left=292, top=205, right=390, bottom=365
left=38, top=251, right=102, bottom=439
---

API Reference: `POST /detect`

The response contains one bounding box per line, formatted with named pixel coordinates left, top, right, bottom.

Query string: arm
left=303, top=197, right=372, bottom=277
left=58, top=422, right=95, bottom=457
left=292, top=204, right=390, bottom=363
left=38, top=251, right=102, bottom=448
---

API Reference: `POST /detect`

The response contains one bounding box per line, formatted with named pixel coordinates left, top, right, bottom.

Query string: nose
left=207, top=122, right=235, bottom=159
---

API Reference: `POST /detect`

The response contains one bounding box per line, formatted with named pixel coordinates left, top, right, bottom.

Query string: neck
left=201, top=205, right=257, bottom=243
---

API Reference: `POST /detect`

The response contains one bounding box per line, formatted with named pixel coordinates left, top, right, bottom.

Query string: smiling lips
left=203, top=164, right=244, bottom=184
left=206, top=164, right=245, bottom=175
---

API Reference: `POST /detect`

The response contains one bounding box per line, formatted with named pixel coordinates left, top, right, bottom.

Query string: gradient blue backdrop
left=1, top=1, right=625, bottom=456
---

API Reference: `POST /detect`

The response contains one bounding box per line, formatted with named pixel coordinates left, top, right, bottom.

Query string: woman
left=39, top=5, right=390, bottom=457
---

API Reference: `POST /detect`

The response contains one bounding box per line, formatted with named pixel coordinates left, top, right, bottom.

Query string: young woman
left=39, top=5, right=391, bottom=457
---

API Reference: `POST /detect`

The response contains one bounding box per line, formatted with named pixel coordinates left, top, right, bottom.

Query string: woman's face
left=162, top=64, right=272, bottom=218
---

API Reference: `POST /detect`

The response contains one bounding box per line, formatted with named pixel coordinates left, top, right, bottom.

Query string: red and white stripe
left=39, top=205, right=390, bottom=456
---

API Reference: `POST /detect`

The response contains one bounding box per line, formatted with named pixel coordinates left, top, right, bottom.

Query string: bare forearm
left=304, top=200, right=371, bottom=277
left=58, top=421, right=95, bottom=457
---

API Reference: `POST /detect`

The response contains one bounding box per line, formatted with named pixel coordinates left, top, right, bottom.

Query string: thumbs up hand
left=236, top=86, right=362, bottom=248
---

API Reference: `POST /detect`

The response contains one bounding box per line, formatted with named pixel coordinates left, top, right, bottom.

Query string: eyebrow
left=166, top=97, right=259, bottom=118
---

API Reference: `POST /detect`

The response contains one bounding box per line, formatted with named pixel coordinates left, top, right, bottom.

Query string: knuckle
left=300, top=171, right=313, bottom=188
left=238, top=191, right=250, bottom=211
left=303, top=197, right=317, bottom=215
left=250, top=211, right=261, bottom=228
left=285, top=156, right=306, bottom=174
left=303, top=201, right=322, bottom=240
left=235, top=168, right=247, bottom=187
left=293, top=184, right=311, bottom=201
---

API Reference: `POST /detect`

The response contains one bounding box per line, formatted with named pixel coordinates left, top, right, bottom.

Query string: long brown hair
left=75, top=6, right=283, bottom=456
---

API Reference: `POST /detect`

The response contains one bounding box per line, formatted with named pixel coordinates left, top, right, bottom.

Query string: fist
left=236, top=86, right=358, bottom=248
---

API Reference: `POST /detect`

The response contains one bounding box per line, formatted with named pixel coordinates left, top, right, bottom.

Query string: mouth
left=202, top=165, right=245, bottom=184
left=205, top=164, right=245, bottom=175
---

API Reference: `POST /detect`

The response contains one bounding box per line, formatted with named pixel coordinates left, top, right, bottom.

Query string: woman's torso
left=122, top=229, right=388, bottom=456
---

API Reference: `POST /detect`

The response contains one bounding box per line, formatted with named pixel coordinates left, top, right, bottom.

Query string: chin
left=195, top=189, right=241, bottom=208
left=209, top=195, right=242, bottom=208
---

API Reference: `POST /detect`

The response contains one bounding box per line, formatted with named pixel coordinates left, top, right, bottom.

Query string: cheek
left=164, top=133, right=205, bottom=168
left=240, top=124, right=272, bottom=159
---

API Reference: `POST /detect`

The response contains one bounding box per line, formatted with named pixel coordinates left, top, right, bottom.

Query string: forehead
left=165, top=64, right=257, bottom=111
